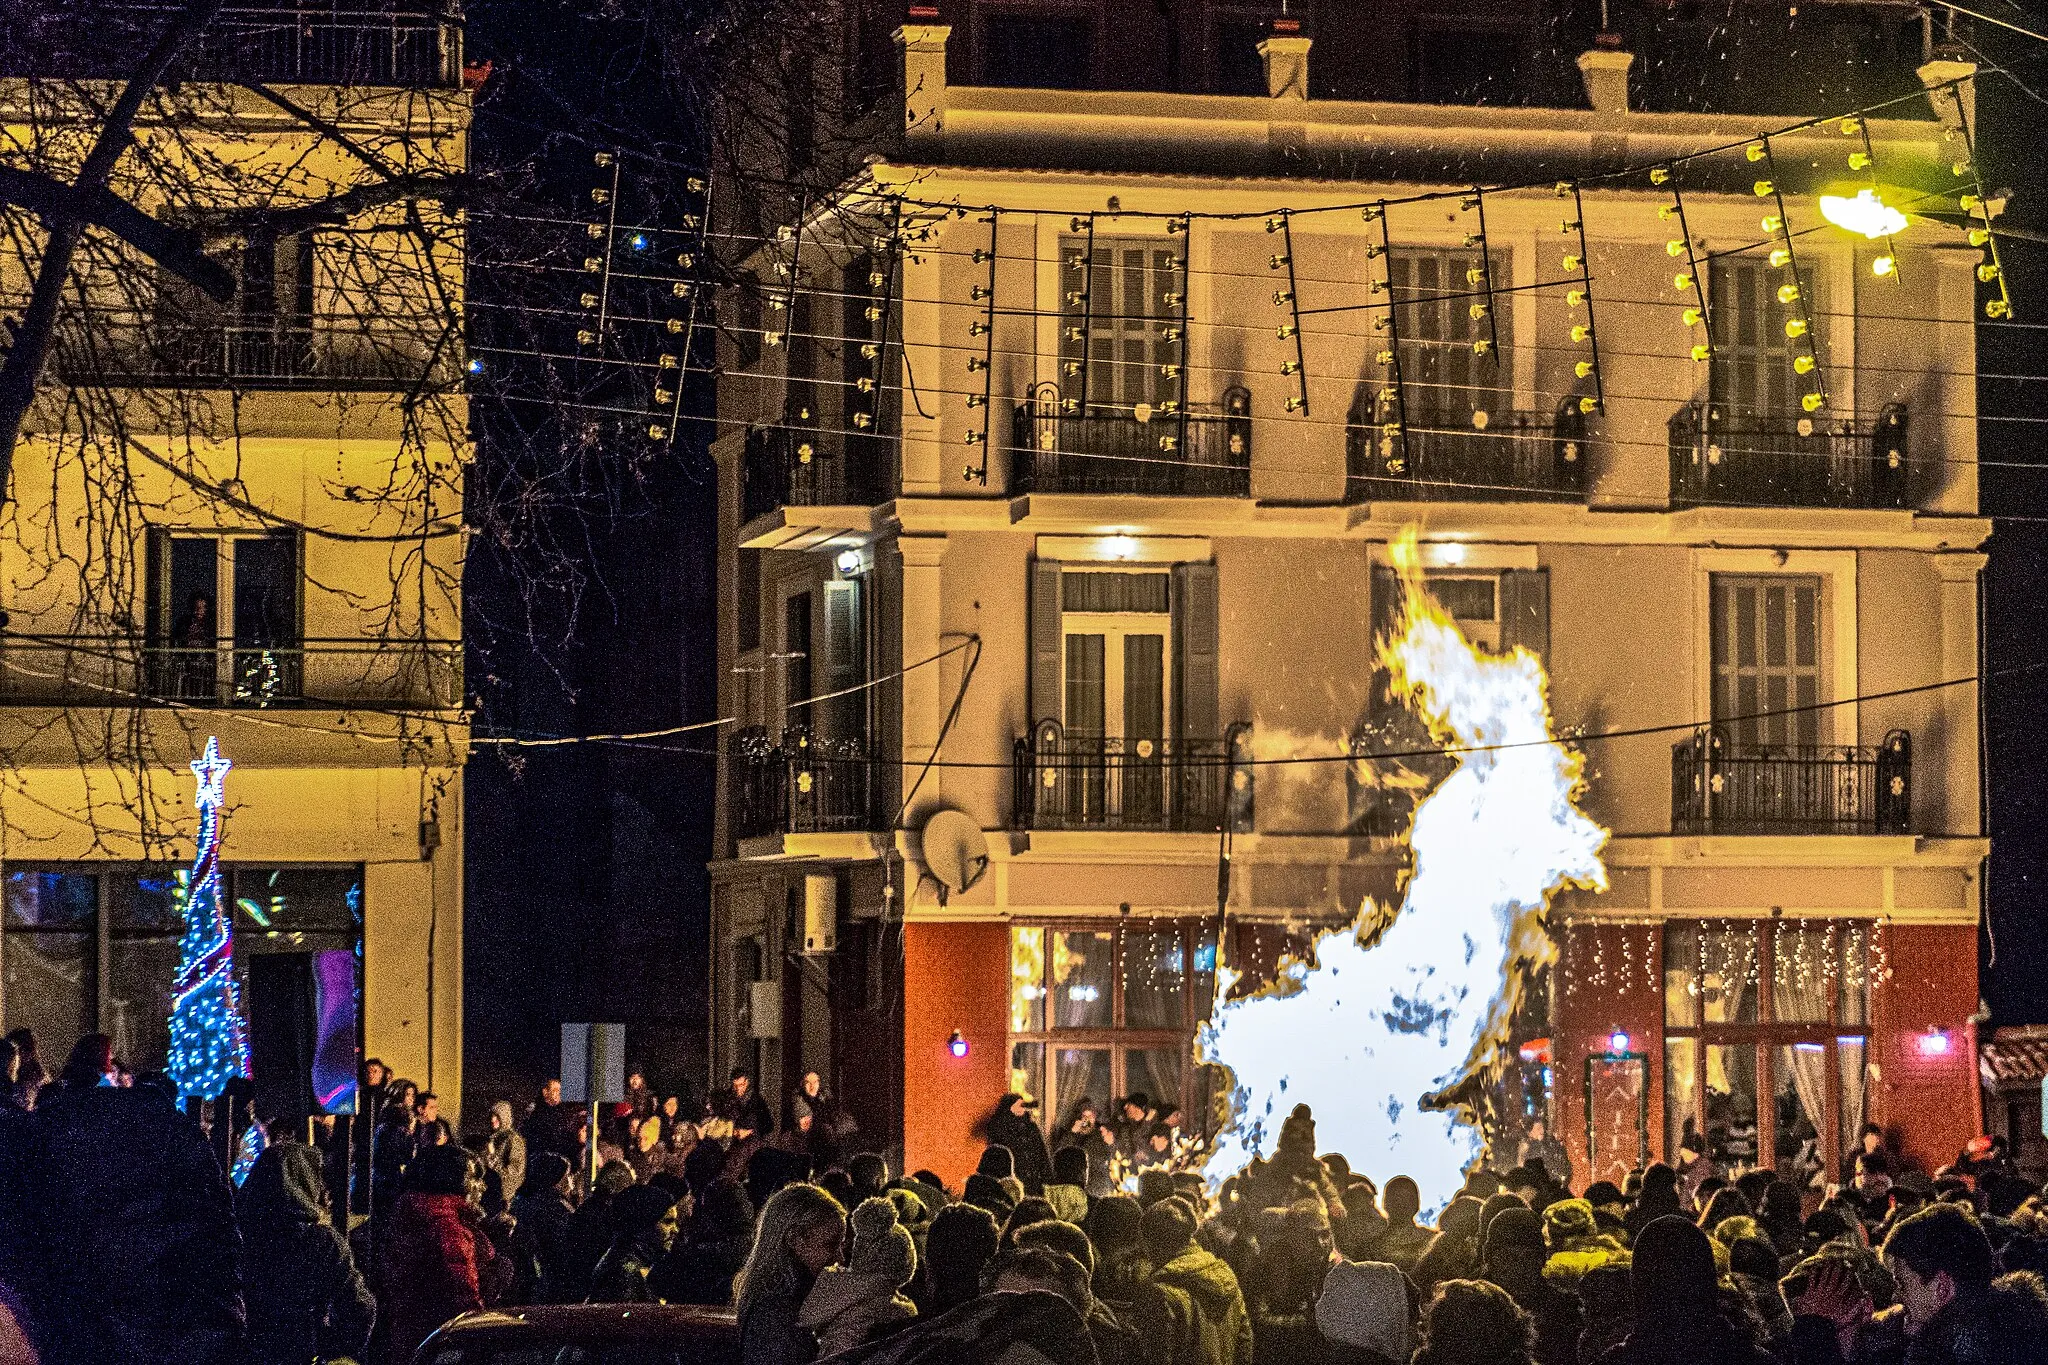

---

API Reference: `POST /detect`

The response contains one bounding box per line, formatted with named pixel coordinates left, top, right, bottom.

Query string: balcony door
left=146, top=530, right=301, bottom=704
left=1709, top=574, right=1823, bottom=749
left=1060, top=236, right=1177, bottom=415
left=1708, top=256, right=1829, bottom=418
left=1390, top=248, right=1514, bottom=425
left=1062, top=570, right=1169, bottom=825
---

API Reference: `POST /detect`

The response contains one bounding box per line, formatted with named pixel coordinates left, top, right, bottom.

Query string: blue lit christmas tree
left=169, top=738, right=249, bottom=1100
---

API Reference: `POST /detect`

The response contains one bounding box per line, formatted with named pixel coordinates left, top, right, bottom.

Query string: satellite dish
left=919, top=808, right=990, bottom=900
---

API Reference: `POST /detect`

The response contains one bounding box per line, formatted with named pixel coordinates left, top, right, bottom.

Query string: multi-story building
left=0, top=4, right=467, bottom=1126
left=711, top=1, right=1989, bottom=1187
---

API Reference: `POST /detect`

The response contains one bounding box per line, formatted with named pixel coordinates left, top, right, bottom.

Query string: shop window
left=1662, top=918, right=1869, bottom=1182
left=1008, top=919, right=1218, bottom=1140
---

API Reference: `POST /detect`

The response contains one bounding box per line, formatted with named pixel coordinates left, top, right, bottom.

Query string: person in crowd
left=1482, top=1206, right=1582, bottom=1365
left=716, top=1069, right=775, bottom=1142
left=1016, top=1217, right=1138, bottom=1365
left=508, top=1151, right=577, bottom=1303
left=1315, top=1256, right=1412, bottom=1365
left=799, top=1196, right=918, bottom=1355
left=625, top=1068, right=657, bottom=1122
left=1412, top=1195, right=1484, bottom=1293
left=985, top=1093, right=1054, bottom=1192
left=1376, top=1177, right=1436, bottom=1273
left=237, top=1139, right=376, bottom=1365
left=1875, top=1200, right=2048, bottom=1361
left=379, top=1144, right=509, bottom=1362
left=1848, top=1154, right=1896, bottom=1229
left=650, top=1176, right=757, bottom=1306
left=927, top=1202, right=1002, bottom=1313
left=1087, top=1193, right=1150, bottom=1309
left=1517, top=1119, right=1574, bottom=1191
left=734, top=1182, right=848, bottom=1365
left=1131, top=1197, right=1253, bottom=1365
left=559, top=1159, right=639, bottom=1304
left=1596, top=1216, right=1775, bottom=1365
left=481, top=1099, right=526, bottom=1201
left=370, top=1095, right=419, bottom=1230
left=1624, top=1164, right=1684, bottom=1242
left=1242, top=1106, right=1347, bottom=1228
left=1246, top=1195, right=1336, bottom=1364
left=587, top=1184, right=683, bottom=1303
left=5, top=1031, right=43, bottom=1110
left=523, top=1078, right=570, bottom=1158
left=1046, top=1145, right=1092, bottom=1225
left=1413, top=1280, right=1535, bottom=1365
left=54, top=1034, right=116, bottom=1090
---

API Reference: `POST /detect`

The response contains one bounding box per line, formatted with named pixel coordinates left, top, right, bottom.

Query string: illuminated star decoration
left=168, top=738, right=250, bottom=1100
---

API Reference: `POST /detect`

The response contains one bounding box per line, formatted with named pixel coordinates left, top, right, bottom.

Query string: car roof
left=417, top=1304, right=740, bottom=1355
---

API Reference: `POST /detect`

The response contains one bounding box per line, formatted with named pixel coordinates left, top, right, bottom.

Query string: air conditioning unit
left=803, top=873, right=837, bottom=954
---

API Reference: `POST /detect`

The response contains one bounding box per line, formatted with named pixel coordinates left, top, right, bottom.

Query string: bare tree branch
left=0, top=167, right=235, bottom=299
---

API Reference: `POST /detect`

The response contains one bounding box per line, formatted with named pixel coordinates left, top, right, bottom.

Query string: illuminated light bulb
left=1376, top=350, right=1394, bottom=365
left=1280, top=359, right=1301, bottom=375
left=1793, top=355, right=1816, bottom=375
left=1691, top=343, right=1713, bottom=362
left=1277, top=324, right=1298, bottom=339
left=1563, top=253, right=1582, bottom=271
left=969, top=321, right=990, bottom=337
left=1472, top=339, right=1493, bottom=355
left=1839, top=117, right=1861, bottom=135
left=1953, top=159, right=1972, bottom=177
left=1785, top=318, right=1808, bottom=338
left=1872, top=255, right=1896, bottom=277
left=1571, top=324, right=1590, bottom=342
left=1462, top=233, right=1484, bottom=248
left=1576, top=359, right=1595, bottom=378
left=1802, top=392, right=1825, bottom=412
left=1819, top=188, right=1908, bottom=239
left=1365, top=243, right=1386, bottom=260
left=852, top=411, right=874, bottom=427
left=1848, top=151, right=1871, bottom=170
left=1467, top=267, right=1487, bottom=285
left=1683, top=307, right=1702, bottom=327
left=1555, top=181, right=1574, bottom=197
left=1269, top=254, right=1291, bottom=270
left=1769, top=248, right=1792, bottom=268
left=1566, top=289, right=1586, bottom=308
left=1675, top=271, right=1694, bottom=291
left=947, top=1030, right=969, bottom=1059
left=1969, top=228, right=1990, bottom=247
left=1650, top=167, right=1671, bottom=184
left=1753, top=179, right=1775, bottom=197
left=1266, top=215, right=1286, bottom=233
left=1469, top=303, right=1488, bottom=321
left=964, top=430, right=983, bottom=445
left=1167, top=218, right=1188, bottom=234
left=970, top=285, right=991, bottom=300
left=1978, top=262, right=2001, bottom=283
left=1285, top=396, right=1306, bottom=412
left=1561, top=219, right=1580, bottom=233
left=1609, top=1030, right=1632, bottom=1052
left=1745, top=141, right=1767, bottom=162
left=969, top=356, right=990, bottom=372
left=1070, top=217, right=1089, bottom=233
left=1988, top=298, right=2011, bottom=319
left=1667, top=239, right=1687, bottom=257
left=1778, top=283, right=1802, bottom=304
left=1273, top=289, right=1295, bottom=305
left=1362, top=204, right=1384, bottom=222
left=1657, top=205, right=1678, bottom=220
left=1761, top=214, right=1783, bottom=234
left=1961, top=194, right=1984, bottom=213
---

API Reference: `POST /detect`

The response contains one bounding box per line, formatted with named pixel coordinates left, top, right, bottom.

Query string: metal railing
left=1669, top=401, right=1908, bottom=509
left=0, top=636, right=463, bottom=710
left=1012, top=722, right=1236, bottom=832
left=3, top=3, right=462, bottom=86
left=740, top=425, right=889, bottom=523
left=57, top=320, right=456, bottom=391
left=1671, top=728, right=1911, bottom=835
left=1010, top=383, right=1252, bottom=496
left=1346, top=398, right=1588, bottom=502
left=729, top=725, right=881, bottom=839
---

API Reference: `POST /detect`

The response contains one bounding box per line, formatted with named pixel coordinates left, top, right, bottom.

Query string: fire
left=1201, top=534, right=1608, bottom=1212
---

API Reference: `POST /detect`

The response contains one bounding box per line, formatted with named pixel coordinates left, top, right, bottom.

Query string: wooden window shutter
left=1500, top=567, right=1550, bottom=662
left=821, top=578, right=863, bottom=737
left=1370, top=562, right=1401, bottom=716
left=1029, top=558, right=1063, bottom=727
left=1172, top=560, right=1219, bottom=741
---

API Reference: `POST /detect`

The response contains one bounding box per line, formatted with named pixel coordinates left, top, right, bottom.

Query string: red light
left=1918, top=1030, right=1950, bottom=1057
left=947, top=1030, right=969, bottom=1059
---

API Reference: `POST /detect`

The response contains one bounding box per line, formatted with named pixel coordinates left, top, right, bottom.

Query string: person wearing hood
left=1483, top=1205, right=1583, bottom=1365
left=509, top=1151, right=577, bottom=1302
left=588, top=1184, right=682, bottom=1303
left=1315, top=1258, right=1414, bottom=1365
left=800, top=1196, right=919, bottom=1354
left=237, top=1139, right=375, bottom=1365
left=1594, top=1216, right=1775, bottom=1365
left=1132, top=1197, right=1253, bottom=1365
left=1624, top=1164, right=1685, bottom=1243
left=983, top=1094, right=1054, bottom=1193
left=379, top=1144, right=510, bottom=1363
left=481, top=1100, right=526, bottom=1203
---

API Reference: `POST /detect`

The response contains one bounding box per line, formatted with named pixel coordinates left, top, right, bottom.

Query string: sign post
left=561, top=1023, right=625, bottom=1185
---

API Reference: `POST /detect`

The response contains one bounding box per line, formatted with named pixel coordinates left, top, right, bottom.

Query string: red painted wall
left=1872, top=922, right=1981, bottom=1173
left=1553, top=922, right=1666, bottom=1187
left=902, top=920, right=1011, bottom=1187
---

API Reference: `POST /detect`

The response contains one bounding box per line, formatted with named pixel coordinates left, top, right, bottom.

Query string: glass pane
left=1010, top=1041, right=1045, bottom=1111
left=106, top=936, right=181, bottom=1072
left=1706, top=1043, right=1760, bottom=1172
left=1123, top=636, right=1165, bottom=741
left=1775, top=1044, right=1827, bottom=1182
left=1065, top=635, right=1106, bottom=734
left=1772, top=924, right=1832, bottom=1023
left=1052, top=930, right=1112, bottom=1029
left=2, top=931, right=92, bottom=1051
left=1192, top=929, right=1218, bottom=1023
left=1052, top=1047, right=1111, bottom=1136
left=1126, top=1047, right=1186, bottom=1133
left=1123, top=928, right=1185, bottom=1030
left=1701, top=926, right=1759, bottom=1024
left=1011, top=927, right=1047, bottom=1033
left=231, top=868, right=363, bottom=934
left=1838, top=924, right=1870, bottom=1027
left=1665, top=1037, right=1699, bottom=1163
left=1837, top=1037, right=1868, bottom=1179
left=1664, top=923, right=1700, bottom=1026
left=5, top=871, right=96, bottom=929
left=114, top=870, right=186, bottom=934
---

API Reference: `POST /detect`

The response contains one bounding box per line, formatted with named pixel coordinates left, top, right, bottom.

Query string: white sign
left=560, top=1023, right=625, bottom=1104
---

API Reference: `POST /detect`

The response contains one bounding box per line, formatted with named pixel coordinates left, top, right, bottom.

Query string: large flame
left=1201, top=534, right=1609, bottom=1212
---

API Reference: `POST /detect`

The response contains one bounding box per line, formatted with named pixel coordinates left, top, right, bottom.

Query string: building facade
left=0, top=6, right=468, bottom=1124
left=711, top=6, right=1988, bottom=1188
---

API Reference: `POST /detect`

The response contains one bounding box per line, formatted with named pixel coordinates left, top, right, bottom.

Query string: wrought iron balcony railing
left=1669, top=401, right=1908, bottom=509
left=1345, top=398, right=1588, bottom=502
left=1012, top=722, right=1249, bottom=833
left=1010, top=383, right=1252, bottom=496
left=1671, top=728, right=1911, bottom=835
left=2, top=2, right=463, bottom=86
left=729, top=725, right=881, bottom=839
left=740, top=425, right=889, bottom=523
left=56, top=319, right=457, bottom=391
left=0, top=636, right=462, bottom=710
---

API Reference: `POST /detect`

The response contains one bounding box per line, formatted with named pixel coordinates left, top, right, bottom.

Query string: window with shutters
left=1059, top=238, right=1178, bottom=413
left=1709, top=256, right=1829, bottom=417
left=819, top=577, right=865, bottom=741
left=1709, top=574, right=1824, bottom=749
left=1391, top=248, right=1514, bottom=422
left=1059, top=570, right=1170, bottom=740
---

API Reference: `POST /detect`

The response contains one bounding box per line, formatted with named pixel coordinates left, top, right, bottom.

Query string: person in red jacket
left=380, top=1144, right=510, bottom=1362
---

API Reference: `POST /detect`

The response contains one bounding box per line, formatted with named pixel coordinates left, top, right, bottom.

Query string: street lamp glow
left=1818, top=188, right=1907, bottom=240
left=1608, top=1030, right=1631, bottom=1054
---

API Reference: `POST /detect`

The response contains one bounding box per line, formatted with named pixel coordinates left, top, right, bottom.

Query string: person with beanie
left=1088, top=1193, right=1151, bottom=1309
left=509, top=1151, right=576, bottom=1302
left=1316, top=1259, right=1415, bottom=1365
left=799, top=1196, right=918, bottom=1355
left=927, top=1202, right=1002, bottom=1313
left=1414, top=1280, right=1536, bottom=1365
left=963, top=1167, right=1017, bottom=1222
left=1046, top=1145, right=1091, bottom=1225
left=1482, top=1206, right=1582, bottom=1365
left=1132, top=1197, right=1252, bottom=1365
left=588, top=1185, right=682, bottom=1302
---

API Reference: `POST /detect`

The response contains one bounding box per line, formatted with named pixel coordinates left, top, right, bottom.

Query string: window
left=1413, top=24, right=1527, bottom=104
left=1662, top=919, right=1871, bottom=1181
left=1061, top=570, right=1171, bottom=740
left=1710, top=574, right=1823, bottom=748
left=146, top=530, right=301, bottom=704
left=982, top=12, right=1093, bottom=89
left=1059, top=238, right=1178, bottom=413
left=783, top=590, right=812, bottom=724
left=1710, top=256, right=1828, bottom=416
left=1390, top=249, right=1514, bottom=423
left=1009, top=920, right=1219, bottom=1137
left=736, top=550, right=761, bottom=653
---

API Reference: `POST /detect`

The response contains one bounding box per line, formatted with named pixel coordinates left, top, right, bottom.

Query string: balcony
left=1345, top=398, right=1588, bottom=503
left=57, top=319, right=456, bottom=392
left=1669, top=402, right=1908, bottom=510
left=741, top=426, right=888, bottom=524
left=1, top=2, right=463, bottom=86
left=1671, top=728, right=1911, bottom=836
left=729, top=726, right=881, bottom=840
left=1010, top=384, right=1251, bottom=497
left=1012, top=722, right=1248, bottom=833
left=0, top=636, right=463, bottom=710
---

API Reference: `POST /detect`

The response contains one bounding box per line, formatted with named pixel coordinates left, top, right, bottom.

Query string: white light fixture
left=1917, top=1029, right=1951, bottom=1057
left=1102, top=534, right=1139, bottom=561
left=1607, top=1030, right=1631, bottom=1053
left=1425, top=541, right=1469, bottom=567
left=1818, top=188, right=1908, bottom=240
left=835, top=548, right=862, bottom=574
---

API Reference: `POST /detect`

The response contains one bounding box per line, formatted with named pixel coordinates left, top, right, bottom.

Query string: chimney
left=896, top=11, right=950, bottom=145
left=1258, top=17, right=1311, bottom=100
left=1576, top=36, right=1633, bottom=118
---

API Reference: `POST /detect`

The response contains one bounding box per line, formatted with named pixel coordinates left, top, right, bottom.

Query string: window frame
left=1691, top=550, right=1857, bottom=749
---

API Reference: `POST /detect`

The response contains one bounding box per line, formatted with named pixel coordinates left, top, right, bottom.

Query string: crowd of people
left=4, top=1034, right=2048, bottom=1365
